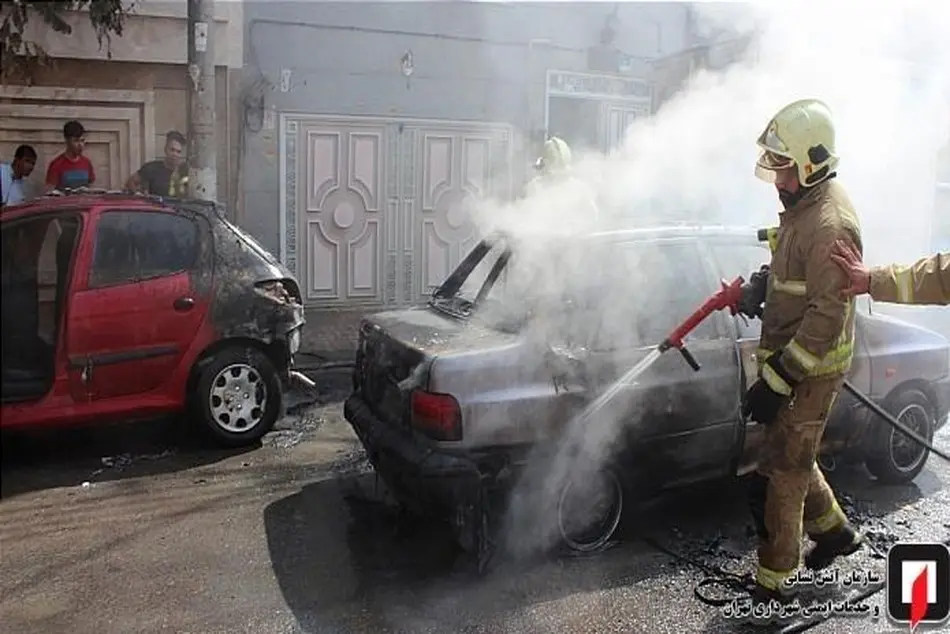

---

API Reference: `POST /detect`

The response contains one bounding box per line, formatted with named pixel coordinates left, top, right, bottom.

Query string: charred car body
left=344, top=226, right=950, bottom=560
left=1, top=191, right=306, bottom=446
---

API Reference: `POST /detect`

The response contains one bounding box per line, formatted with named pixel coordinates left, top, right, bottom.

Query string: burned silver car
left=343, top=226, right=950, bottom=557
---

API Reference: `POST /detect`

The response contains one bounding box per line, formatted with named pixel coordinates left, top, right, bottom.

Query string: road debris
left=87, top=450, right=177, bottom=480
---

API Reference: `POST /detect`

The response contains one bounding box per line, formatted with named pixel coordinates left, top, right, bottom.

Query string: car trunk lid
left=354, top=308, right=517, bottom=434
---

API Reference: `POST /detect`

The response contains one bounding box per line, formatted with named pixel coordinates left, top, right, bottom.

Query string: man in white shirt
left=1, top=145, right=38, bottom=207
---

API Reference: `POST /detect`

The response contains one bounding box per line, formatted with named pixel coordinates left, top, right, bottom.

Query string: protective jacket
left=757, top=179, right=862, bottom=393
left=869, top=253, right=949, bottom=305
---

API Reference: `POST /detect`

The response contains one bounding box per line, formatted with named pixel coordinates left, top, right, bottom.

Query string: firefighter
left=742, top=99, right=865, bottom=623
left=523, top=136, right=600, bottom=221
left=524, top=136, right=574, bottom=195
left=830, top=240, right=949, bottom=305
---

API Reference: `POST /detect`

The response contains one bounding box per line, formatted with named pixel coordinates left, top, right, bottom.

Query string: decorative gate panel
left=296, top=122, right=386, bottom=306
left=284, top=116, right=511, bottom=308
left=406, top=124, right=511, bottom=303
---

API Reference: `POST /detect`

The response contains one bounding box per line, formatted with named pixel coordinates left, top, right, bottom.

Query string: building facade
left=241, top=1, right=695, bottom=311
left=0, top=0, right=244, bottom=211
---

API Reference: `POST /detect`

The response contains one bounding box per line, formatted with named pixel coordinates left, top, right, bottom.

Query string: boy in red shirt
left=45, top=120, right=96, bottom=192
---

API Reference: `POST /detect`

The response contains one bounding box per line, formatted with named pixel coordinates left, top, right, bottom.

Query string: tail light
left=410, top=390, right=462, bottom=441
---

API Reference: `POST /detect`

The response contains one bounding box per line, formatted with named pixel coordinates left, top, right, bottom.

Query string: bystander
left=45, top=120, right=96, bottom=192
left=125, top=130, right=189, bottom=196
left=1, top=144, right=38, bottom=207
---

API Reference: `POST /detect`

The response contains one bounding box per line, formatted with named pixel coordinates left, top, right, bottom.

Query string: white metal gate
left=545, top=70, right=652, bottom=153
left=280, top=115, right=513, bottom=309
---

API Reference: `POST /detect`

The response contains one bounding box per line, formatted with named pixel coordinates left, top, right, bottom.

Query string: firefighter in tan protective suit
left=830, top=241, right=949, bottom=305
left=741, top=99, right=866, bottom=622
left=523, top=137, right=600, bottom=221
left=525, top=136, right=573, bottom=196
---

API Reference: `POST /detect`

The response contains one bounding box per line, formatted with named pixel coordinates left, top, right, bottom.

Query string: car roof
left=0, top=189, right=220, bottom=222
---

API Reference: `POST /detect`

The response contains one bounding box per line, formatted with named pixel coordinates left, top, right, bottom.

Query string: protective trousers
left=748, top=375, right=850, bottom=591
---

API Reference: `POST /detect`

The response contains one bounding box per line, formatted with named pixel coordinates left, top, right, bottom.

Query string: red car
left=1, top=191, right=308, bottom=447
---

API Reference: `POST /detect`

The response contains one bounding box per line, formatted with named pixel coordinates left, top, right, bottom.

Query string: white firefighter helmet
left=535, top=136, right=572, bottom=174
left=754, top=99, right=839, bottom=187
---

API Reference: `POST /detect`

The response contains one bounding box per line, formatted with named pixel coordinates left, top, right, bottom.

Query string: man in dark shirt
left=125, top=130, right=189, bottom=196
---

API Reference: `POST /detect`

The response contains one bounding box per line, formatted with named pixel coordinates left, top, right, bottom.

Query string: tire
left=557, top=466, right=623, bottom=553
left=193, top=346, right=282, bottom=447
left=865, top=388, right=936, bottom=485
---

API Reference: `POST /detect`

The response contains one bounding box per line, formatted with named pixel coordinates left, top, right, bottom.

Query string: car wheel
left=194, top=346, right=282, bottom=447
left=556, top=466, right=623, bottom=553
left=865, top=388, right=936, bottom=485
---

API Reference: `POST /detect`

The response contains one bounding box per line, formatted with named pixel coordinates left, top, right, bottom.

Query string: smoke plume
left=479, top=0, right=950, bottom=560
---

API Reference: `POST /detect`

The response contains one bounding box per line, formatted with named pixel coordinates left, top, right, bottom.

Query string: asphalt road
left=2, top=377, right=949, bottom=634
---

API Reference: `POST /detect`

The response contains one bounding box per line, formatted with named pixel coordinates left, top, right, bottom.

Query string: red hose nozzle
left=663, top=276, right=745, bottom=349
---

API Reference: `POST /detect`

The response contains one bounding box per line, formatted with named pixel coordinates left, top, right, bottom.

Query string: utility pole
left=187, top=0, right=217, bottom=201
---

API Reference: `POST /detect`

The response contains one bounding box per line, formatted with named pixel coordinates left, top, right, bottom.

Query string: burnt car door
left=573, top=237, right=743, bottom=489
left=64, top=207, right=211, bottom=402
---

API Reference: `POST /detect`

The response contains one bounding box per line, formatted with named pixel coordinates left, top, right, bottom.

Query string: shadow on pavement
left=264, top=458, right=939, bottom=633
left=0, top=415, right=257, bottom=499
left=826, top=462, right=934, bottom=509
left=265, top=472, right=681, bottom=633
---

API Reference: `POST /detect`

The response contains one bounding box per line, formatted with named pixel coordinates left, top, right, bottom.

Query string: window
left=709, top=243, right=772, bottom=339
left=90, top=210, right=198, bottom=287
left=573, top=240, right=722, bottom=350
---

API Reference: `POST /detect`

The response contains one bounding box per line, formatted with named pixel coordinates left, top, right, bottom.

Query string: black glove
left=743, top=379, right=785, bottom=425
left=743, top=351, right=798, bottom=425
left=738, top=264, right=770, bottom=319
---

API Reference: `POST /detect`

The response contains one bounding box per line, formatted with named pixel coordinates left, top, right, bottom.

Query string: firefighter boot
left=804, top=522, right=864, bottom=570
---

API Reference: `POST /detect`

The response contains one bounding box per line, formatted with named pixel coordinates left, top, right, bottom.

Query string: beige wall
left=1, top=60, right=241, bottom=212
left=20, top=1, right=243, bottom=69
left=1, top=2, right=244, bottom=212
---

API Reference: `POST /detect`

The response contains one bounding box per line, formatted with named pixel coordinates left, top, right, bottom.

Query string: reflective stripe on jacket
left=869, top=253, right=950, bottom=306
left=756, top=179, right=863, bottom=392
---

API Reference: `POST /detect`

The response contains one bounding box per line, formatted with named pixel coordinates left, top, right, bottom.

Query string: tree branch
left=0, top=1, right=132, bottom=84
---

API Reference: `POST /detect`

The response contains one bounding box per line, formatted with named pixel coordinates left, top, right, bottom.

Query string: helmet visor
left=757, top=149, right=794, bottom=170
left=755, top=149, right=794, bottom=183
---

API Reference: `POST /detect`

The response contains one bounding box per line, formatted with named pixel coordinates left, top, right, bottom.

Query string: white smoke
left=480, top=0, right=950, bottom=560
left=475, top=0, right=950, bottom=264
